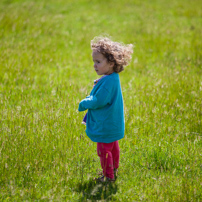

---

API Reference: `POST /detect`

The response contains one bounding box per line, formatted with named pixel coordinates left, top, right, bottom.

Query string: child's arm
left=78, top=87, right=111, bottom=111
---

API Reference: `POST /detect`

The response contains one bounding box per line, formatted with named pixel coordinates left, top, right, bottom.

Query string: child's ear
left=110, top=62, right=115, bottom=68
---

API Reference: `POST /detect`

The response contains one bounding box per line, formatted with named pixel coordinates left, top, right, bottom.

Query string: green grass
left=0, top=0, right=202, bottom=201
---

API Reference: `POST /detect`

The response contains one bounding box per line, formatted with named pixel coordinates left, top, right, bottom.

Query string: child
left=78, top=36, right=133, bottom=182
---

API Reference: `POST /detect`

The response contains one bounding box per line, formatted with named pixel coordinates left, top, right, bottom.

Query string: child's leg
left=111, top=140, right=120, bottom=169
left=97, top=142, right=114, bottom=179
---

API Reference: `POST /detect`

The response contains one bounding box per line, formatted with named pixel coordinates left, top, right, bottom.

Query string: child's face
left=92, top=50, right=114, bottom=75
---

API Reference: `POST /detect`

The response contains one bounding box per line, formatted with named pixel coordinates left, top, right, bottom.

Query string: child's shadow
left=75, top=179, right=118, bottom=201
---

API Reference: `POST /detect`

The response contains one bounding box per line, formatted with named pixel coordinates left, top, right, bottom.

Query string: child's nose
left=94, top=63, right=96, bottom=68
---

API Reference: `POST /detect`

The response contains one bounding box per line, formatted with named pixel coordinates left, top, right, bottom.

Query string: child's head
left=91, top=36, right=133, bottom=73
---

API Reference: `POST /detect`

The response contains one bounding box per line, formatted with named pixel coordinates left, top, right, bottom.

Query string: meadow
left=0, top=0, right=202, bottom=201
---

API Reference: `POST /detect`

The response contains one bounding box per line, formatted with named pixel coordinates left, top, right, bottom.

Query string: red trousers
left=97, top=140, right=120, bottom=179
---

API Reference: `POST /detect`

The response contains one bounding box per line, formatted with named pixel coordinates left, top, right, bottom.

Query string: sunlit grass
left=0, top=0, right=202, bottom=201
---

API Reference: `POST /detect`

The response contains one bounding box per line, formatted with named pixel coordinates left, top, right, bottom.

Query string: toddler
left=78, top=36, right=133, bottom=182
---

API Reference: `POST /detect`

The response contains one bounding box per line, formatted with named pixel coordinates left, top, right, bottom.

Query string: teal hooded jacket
left=78, top=72, right=125, bottom=143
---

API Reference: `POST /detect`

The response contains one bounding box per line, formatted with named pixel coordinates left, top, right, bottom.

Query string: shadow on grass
left=75, top=178, right=118, bottom=201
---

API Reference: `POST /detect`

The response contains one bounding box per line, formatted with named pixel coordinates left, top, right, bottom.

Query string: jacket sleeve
left=78, top=87, right=111, bottom=111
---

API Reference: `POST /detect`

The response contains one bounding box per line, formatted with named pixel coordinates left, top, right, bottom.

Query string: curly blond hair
left=91, top=36, right=133, bottom=73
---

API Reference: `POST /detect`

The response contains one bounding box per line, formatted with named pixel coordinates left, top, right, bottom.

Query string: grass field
left=0, top=0, right=202, bottom=201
